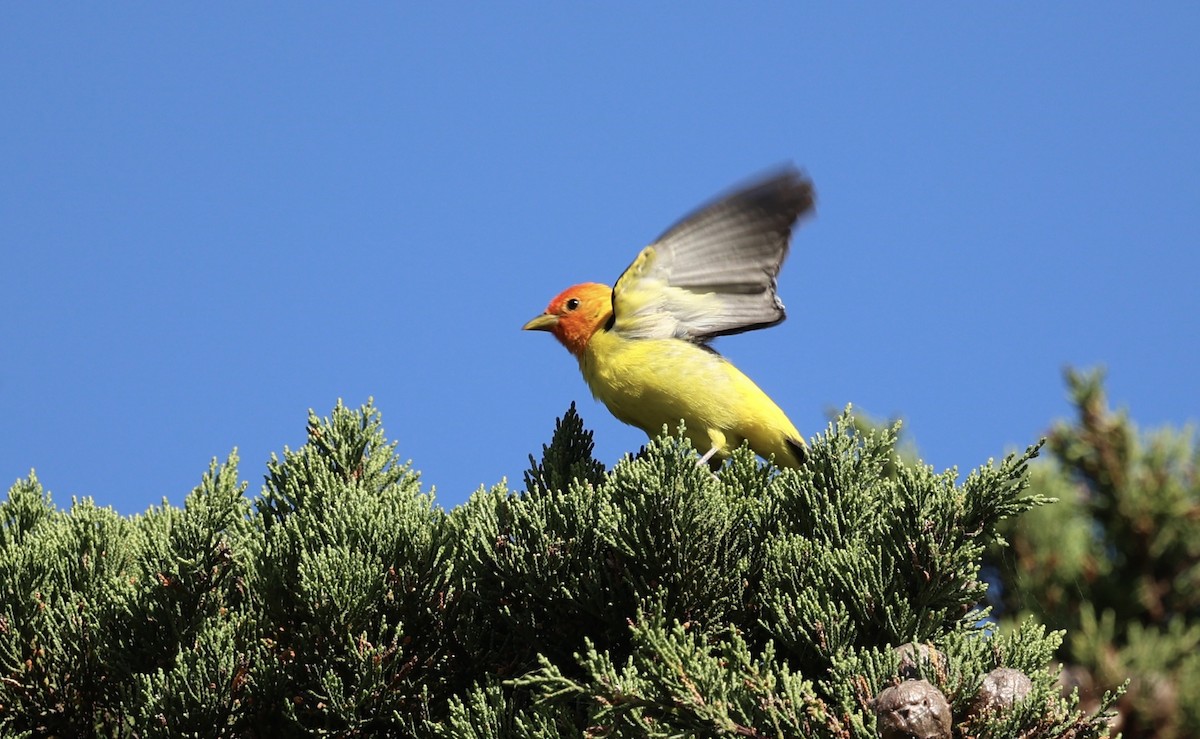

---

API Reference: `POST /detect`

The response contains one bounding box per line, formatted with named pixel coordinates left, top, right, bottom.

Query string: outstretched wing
left=610, top=166, right=815, bottom=342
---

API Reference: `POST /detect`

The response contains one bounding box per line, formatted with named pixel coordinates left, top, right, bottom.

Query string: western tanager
left=523, top=167, right=814, bottom=469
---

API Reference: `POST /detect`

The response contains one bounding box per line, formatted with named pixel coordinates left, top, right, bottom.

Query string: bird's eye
left=565, top=298, right=580, bottom=311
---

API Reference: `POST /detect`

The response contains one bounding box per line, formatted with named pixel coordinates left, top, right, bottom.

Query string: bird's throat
left=557, top=321, right=598, bottom=357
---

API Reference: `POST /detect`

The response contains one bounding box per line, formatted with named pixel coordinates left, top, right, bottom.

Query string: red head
left=522, top=282, right=614, bottom=356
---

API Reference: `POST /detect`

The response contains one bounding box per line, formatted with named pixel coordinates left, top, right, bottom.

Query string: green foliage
left=250, top=401, right=450, bottom=735
left=988, top=368, right=1199, bottom=739
left=515, top=614, right=827, bottom=737
left=0, top=456, right=251, bottom=736
left=760, top=416, right=1044, bottom=668
left=523, top=402, right=607, bottom=496
left=1, top=399, right=1117, bottom=736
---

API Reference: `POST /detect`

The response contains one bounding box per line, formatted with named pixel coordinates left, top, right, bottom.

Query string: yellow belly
left=578, top=330, right=804, bottom=467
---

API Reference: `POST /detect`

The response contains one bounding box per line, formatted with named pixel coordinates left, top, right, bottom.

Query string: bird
left=523, top=166, right=814, bottom=469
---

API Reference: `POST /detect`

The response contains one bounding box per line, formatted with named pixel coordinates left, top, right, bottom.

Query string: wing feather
left=611, top=166, right=814, bottom=341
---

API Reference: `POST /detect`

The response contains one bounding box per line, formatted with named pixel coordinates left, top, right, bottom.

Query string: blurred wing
left=611, top=166, right=814, bottom=342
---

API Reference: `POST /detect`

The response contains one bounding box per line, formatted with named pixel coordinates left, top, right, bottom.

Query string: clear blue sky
left=3, top=5, right=1197, bottom=514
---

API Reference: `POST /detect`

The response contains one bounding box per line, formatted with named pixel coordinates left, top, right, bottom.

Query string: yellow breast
left=578, top=329, right=803, bottom=467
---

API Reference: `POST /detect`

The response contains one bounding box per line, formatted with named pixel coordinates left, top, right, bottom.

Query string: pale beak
left=522, top=313, right=558, bottom=332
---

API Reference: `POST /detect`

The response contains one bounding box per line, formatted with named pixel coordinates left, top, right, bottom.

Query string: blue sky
left=2, top=5, right=1197, bottom=515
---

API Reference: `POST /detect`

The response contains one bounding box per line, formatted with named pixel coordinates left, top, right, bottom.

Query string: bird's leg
left=697, top=429, right=727, bottom=470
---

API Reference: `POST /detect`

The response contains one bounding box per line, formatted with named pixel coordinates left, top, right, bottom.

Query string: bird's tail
left=784, top=437, right=809, bottom=468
